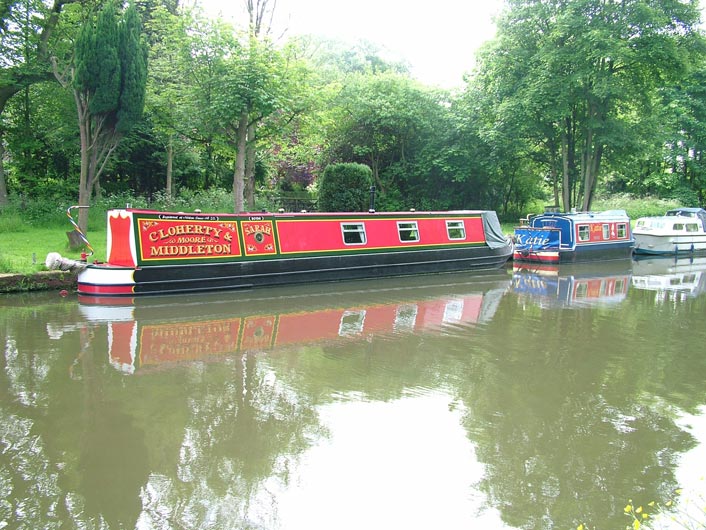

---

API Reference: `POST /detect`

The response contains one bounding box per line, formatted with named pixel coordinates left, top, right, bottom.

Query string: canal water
left=2, top=257, right=706, bottom=529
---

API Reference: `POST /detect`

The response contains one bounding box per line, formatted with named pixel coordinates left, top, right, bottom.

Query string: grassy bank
left=0, top=188, right=242, bottom=275
left=0, top=201, right=107, bottom=275
left=0, top=225, right=107, bottom=275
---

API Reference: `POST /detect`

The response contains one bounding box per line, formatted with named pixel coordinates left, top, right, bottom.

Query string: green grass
left=0, top=223, right=106, bottom=275
left=592, top=194, right=682, bottom=219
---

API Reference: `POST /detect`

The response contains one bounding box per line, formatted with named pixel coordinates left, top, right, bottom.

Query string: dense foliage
left=317, top=162, right=373, bottom=212
left=0, top=0, right=705, bottom=222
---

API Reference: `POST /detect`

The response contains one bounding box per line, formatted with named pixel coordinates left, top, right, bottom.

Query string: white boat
left=633, top=207, right=706, bottom=255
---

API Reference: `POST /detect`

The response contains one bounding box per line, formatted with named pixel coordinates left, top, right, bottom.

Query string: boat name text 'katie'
left=515, top=234, right=551, bottom=246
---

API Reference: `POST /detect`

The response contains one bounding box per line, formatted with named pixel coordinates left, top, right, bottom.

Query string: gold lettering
left=150, top=243, right=232, bottom=257
left=244, top=223, right=272, bottom=237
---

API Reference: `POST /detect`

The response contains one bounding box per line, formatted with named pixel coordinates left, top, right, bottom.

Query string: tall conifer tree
left=60, top=1, right=147, bottom=233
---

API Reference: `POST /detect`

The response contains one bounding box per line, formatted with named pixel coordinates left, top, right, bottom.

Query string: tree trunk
left=561, top=124, right=571, bottom=212
left=0, top=129, right=8, bottom=207
left=245, top=122, right=256, bottom=210
left=547, top=137, right=559, bottom=207
left=93, top=175, right=102, bottom=200
left=370, top=155, right=386, bottom=194
left=582, top=142, right=603, bottom=212
left=76, top=92, right=92, bottom=234
left=233, top=109, right=248, bottom=213
left=166, top=135, right=173, bottom=199
left=74, top=92, right=118, bottom=233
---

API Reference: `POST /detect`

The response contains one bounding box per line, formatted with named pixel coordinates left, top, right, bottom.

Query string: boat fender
left=45, top=252, right=88, bottom=273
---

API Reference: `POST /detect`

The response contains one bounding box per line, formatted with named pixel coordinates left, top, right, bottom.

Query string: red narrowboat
left=71, top=273, right=511, bottom=374
left=49, top=208, right=513, bottom=297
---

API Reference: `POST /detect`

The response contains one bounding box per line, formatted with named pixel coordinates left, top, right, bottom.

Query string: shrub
left=317, top=163, right=373, bottom=212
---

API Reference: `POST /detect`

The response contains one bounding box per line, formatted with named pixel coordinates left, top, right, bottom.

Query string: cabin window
left=398, top=221, right=420, bottom=242
left=617, top=223, right=627, bottom=238
left=446, top=220, right=466, bottom=240
left=443, top=300, right=464, bottom=323
left=673, top=223, right=684, bottom=231
left=602, top=224, right=611, bottom=239
left=578, top=225, right=590, bottom=242
left=339, top=310, right=365, bottom=335
left=686, top=223, right=699, bottom=233
left=341, top=223, right=367, bottom=245
left=394, top=304, right=418, bottom=331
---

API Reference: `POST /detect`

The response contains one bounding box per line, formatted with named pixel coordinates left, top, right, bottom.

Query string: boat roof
left=109, top=208, right=492, bottom=217
left=666, top=207, right=706, bottom=216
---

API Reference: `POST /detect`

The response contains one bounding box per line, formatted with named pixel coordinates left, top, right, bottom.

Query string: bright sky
left=197, top=0, right=506, bottom=88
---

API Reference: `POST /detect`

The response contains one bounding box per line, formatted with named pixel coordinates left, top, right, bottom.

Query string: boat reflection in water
left=511, top=261, right=632, bottom=308
left=77, top=272, right=511, bottom=374
left=631, top=256, right=706, bottom=302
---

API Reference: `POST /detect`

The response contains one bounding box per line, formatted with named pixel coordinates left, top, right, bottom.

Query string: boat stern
left=77, top=264, right=137, bottom=296
left=512, top=226, right=561, bottom=263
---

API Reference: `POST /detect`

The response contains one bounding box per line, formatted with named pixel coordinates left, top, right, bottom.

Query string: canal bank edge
left=0, top=270, right=77, bottom=293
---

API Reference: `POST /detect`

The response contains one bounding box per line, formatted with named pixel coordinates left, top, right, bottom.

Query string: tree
left=444, top=81, right=543, bottom=216
left=210, top=19, right=311, bottom=212
left=3, top=76, right=78, bottom=200
left=325, top=73, right=441, bottom=196
left=317, top=162, right=372, bottom=212
left=475, top=0, right=704, bottom=211
left=660, top=65, right=706, bottom=204
left=54, top=1, right=147, bottom=232
left=144, top=4, right=201, bottom=199
left=0, top=0, right=80, bottom=206
left=236, top=0, right=276, bottom=212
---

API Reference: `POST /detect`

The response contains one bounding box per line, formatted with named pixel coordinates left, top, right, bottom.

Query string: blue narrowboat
left=513, top=210, right=634, bottom=263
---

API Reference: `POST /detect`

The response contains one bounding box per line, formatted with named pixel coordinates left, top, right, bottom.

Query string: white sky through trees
left=196, top=0, right=505, bottom=88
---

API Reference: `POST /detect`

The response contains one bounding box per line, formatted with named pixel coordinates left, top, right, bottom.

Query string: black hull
left=120, top=245, right=512, bottom=295
left=558, top=244, right=635, bottom=263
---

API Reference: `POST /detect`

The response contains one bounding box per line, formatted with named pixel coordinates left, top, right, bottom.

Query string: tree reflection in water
left=1, top=268, right=705, bottom=529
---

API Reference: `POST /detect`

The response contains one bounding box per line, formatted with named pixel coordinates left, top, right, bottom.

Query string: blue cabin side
left=515, top=210, right=633, bottom=262
left=527, top=213, right=576, bottom=249
left=526, top=210, right=633, bottom=250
